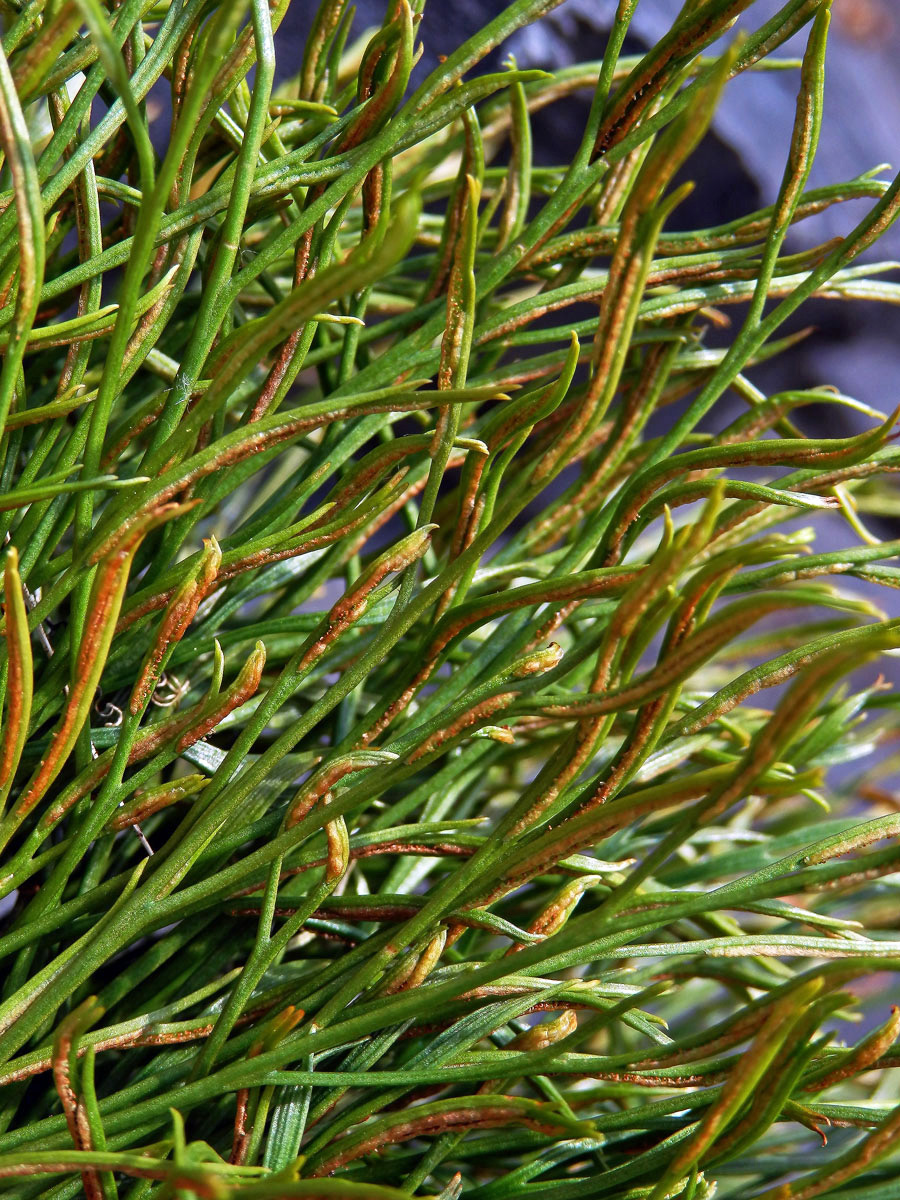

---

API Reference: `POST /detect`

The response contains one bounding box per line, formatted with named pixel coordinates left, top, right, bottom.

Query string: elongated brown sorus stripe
left=593, top=0, right=753, bottom=158
left=42, top=643, right=266, bottom=827
left=0, top=548, right=32, bottom=811
left=8, top=505, right=188, bottom=831
left=129, top=535, right=222, bottom=712
left=51, top=1000, right=104, bottom=1200
left=804, top=1006, right=900, bottom=1091
left=308, top=1097, right=585, bottom=1176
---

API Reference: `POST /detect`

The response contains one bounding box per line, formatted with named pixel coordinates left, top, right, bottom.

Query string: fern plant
left=1, top=0, right=900, bottom=1195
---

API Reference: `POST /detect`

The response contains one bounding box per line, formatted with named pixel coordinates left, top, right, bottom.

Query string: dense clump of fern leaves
left=2, top=0, right=900, bottom=1195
